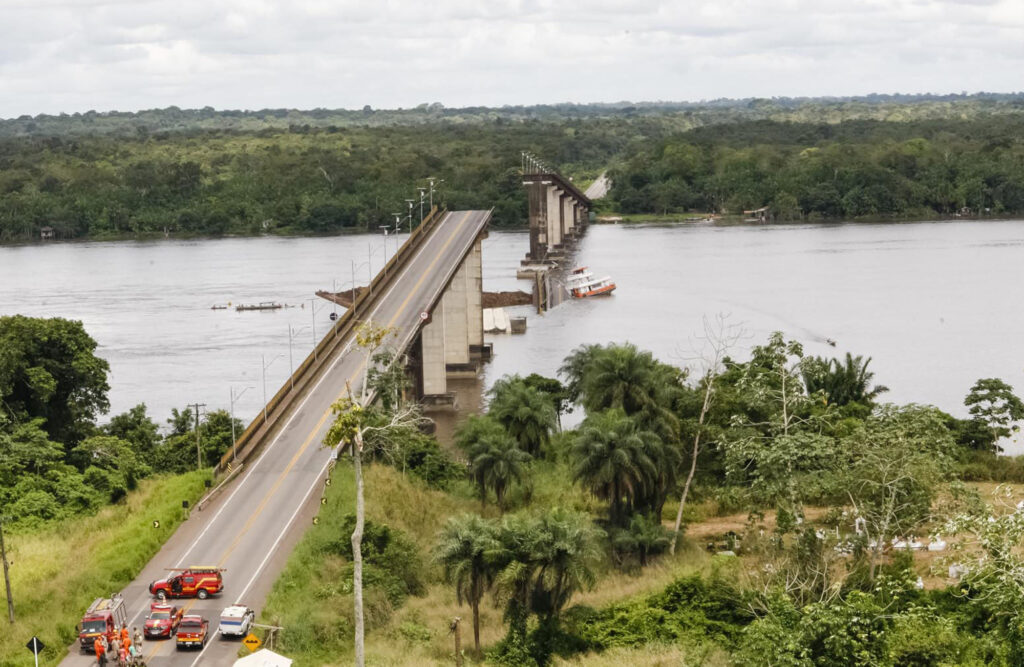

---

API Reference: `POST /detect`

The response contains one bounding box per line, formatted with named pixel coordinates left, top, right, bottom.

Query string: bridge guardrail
left=214, top=205, right=447, bottom=474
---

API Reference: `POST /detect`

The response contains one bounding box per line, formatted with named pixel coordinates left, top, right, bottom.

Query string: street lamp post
left=405, top=199, right=415, bottom=233
left=287, top=325, right=309, bottom=388
left=418, top=187, right=427, bottom=226
left=308, top=299, right=325, bottom=361
left=260, top=354, right=281, bottom=424
left=379, top=226, right=390, bottom=274
left=229, top=386, right=253, bottom=462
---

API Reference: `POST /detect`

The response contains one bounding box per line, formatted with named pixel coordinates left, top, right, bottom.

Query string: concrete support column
left=442, top=262, right=471, bottom=366
left=562, top=195, right=574, bottom=238
left=466, top=239, right=483, bottom=351
left=546, top=186, right=563, bottom=248
left=527, top=182, right=549, bottom=261
left=421, top=316, right=447, bottom=396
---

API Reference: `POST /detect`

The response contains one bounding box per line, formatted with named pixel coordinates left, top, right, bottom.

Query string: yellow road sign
left=243, top=633, right=262, bottom=652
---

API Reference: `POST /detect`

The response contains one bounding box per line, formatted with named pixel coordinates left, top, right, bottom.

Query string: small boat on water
left=235, top=301, right=284, bottom=312
left=567, top=267, right=616, bottom=298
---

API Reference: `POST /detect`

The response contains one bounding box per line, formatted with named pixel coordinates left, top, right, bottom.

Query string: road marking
left=120, top=213, right=464, bottom=639
left=186, top=211, right=476, bottom=667
left=118, top=211, right=481, bottom=667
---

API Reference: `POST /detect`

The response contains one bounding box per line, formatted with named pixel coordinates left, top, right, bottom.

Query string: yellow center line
left=142, top=211, right=474, bottom=661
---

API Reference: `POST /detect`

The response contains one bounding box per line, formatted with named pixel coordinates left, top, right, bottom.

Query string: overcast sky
left=1, top=0, right=1022, bottom=117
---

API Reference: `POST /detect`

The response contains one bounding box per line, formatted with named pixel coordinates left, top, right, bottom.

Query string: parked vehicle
left=144, top=602, right=183, bottom=639
left=149, top=565, right=224, bottom=600
left=218, top=604, right=256, bottom=638
left=175, top=615, right=210, bottom=649
left=78, top=594, right=126, bottom=652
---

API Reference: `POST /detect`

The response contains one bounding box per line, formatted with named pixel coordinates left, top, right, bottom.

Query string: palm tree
left=571, top=409, right=659, bottom=525
left=487, top=377, right=557, bottom=457
left=558, top=343, right=602, bottom=404
left=467, top=425, right=531, bottom=511
left=581, top=343, right=659, bottom=415
left=528, top=508, right=605, bottom=621
left=434, top=514, right=500, bottom=653
left=614, top=514, right=672, bottom=566
left=802, top=353, right=888, bottom=407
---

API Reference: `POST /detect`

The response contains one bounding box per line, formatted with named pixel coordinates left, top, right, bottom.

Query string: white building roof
left=232, top=649, right=293, bottom=667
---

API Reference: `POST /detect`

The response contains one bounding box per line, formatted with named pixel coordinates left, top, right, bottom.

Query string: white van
left=218, top=604, right=255, bottom=638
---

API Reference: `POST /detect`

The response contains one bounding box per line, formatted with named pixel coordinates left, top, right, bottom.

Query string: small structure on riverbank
left=743, top=207, right=770, bottom=223
left=40, top=226, right=55, bottom=240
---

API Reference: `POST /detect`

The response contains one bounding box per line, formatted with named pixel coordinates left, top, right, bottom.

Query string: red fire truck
left=78, top=595, right=127, bottom=652
left=149, top=566, right=225, bottom=600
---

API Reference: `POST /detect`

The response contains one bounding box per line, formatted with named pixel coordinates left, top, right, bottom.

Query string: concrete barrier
left=214, top=206, right=447, bottom=474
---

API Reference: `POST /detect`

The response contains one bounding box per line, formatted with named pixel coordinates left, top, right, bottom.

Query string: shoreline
left=2, top=214, right=1020, bottom=248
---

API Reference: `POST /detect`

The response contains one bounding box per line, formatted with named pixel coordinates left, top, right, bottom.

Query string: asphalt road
left=59, top=210, right=491, bottom=667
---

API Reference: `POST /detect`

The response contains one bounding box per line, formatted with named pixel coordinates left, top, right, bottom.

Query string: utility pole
left=450, top=617, right=462, bottom=667
left=1, top=515, right=14, bottom=623
left=188, top=403, right=206, bottom=470
left=418, top=187, right=426, bottom=226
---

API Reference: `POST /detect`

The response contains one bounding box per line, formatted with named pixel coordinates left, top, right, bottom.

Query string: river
left=1, top=219, right=1022, bottom=452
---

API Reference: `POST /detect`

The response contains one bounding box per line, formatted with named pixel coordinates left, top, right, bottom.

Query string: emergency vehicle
left=218, top=604, right=255, bottom=638
left=175, top=615, right=210, bottom=649
left=78, top=595, right=127, bottom=652
left=149, top=565, right=224, bottom=600
left=144, top=602, right=183, bottom=639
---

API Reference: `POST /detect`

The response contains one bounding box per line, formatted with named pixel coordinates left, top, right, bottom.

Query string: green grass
left=0, top=471, right=208, bottom=667
left=256, top=457, right=720, bottom=666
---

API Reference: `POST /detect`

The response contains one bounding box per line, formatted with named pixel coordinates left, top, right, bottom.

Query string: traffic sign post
left=26, top=636, right=45, bottom=667
left=242, top=633, right=262, bottom=652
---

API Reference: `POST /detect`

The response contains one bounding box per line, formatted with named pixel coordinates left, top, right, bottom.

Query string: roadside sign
left=152, top=520, right=160, bottom=529
left=243, top=633, right=262, bottom=652
left=329, top=312, right=338, bottom=321
left=27, top=636, right=44, bottom=667
left=312, top=517, right=320, bottom=525
left=420, top=311, right=429, bottom=321
left=325, top=478, right=332, bottom=486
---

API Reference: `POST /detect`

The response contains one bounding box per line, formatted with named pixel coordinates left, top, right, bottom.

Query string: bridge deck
left=58, top=210, right=491, bottom=667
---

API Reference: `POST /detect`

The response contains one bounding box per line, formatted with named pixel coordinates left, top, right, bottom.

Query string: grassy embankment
left=0, top=471, right=208, bottom=667
left=256, top=459, right=720, bottom=666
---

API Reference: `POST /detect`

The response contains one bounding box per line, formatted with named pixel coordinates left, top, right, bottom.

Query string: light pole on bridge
left=229, top=386, right=253, bottom=462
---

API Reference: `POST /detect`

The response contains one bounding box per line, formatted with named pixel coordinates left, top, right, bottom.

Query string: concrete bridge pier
left=417, top=236, right=488, bottom=408
left=522, top=171, right=593, bottom=268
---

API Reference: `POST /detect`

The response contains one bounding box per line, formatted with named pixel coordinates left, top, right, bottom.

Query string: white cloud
left=0, top=0, right=1020, bottom=116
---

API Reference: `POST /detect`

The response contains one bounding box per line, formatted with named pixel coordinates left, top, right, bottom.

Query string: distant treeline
left=3, top=96, right=1024, bottom=241
left=609, top=116, right=1024, bottom=219
left=0, top=122, right=630, bottom=240
left=2, top=92, right=1023, bottom=137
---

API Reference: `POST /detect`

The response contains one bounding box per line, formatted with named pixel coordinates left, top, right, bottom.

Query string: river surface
left=1, top=220, right=1022, bottom=452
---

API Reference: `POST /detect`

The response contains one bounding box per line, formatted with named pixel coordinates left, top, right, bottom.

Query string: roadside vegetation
left=0, top=314, right=243, bottom=664
left=0, top=470, right=208, bottom=667
left=255, top=322, right=1024, bottom=666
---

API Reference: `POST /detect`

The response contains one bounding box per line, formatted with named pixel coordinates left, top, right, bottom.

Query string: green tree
left=434, top=514, right=500, bottom=653
left=466, top=425, right=531, bottom=512
left=842, top=405, right=954, bottom=580
left=571, top=409, right=658, bottom=526
left=0, top=315, right=110, bottom=446
left=487, top=376, right=557, bottom=457
left=964, top=378, right=1024, bottom=451
left=103, top=403, right=161, bottom=466
left=801, top=353, right=888, bottom=408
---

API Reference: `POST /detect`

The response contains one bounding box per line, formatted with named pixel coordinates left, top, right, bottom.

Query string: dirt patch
left=483, top=290, right=532, bottom=308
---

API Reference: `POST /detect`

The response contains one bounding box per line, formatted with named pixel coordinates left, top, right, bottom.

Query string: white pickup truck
left=218, top=604, right=255, bottom=638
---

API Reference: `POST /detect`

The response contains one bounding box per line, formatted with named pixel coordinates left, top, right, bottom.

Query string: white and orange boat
left=567, top=267, right=616, bottom=298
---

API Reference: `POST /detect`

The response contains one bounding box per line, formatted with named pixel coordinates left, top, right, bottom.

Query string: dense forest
left=609, top=116, right=1024, bottom=220
left=3, top=94, right=1024, bottom=242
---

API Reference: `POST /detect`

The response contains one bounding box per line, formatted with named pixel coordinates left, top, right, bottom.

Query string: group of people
left=92, top=624, right=145, bottom=667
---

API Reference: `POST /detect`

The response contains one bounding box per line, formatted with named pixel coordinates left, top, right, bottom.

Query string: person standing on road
left=133, top=626, right=142, bottom=648
left=93, top=636, right=106, bottom=667
left=109, top=636, right=120, bottom=664
left=120, top=624, right=130, bottom=646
